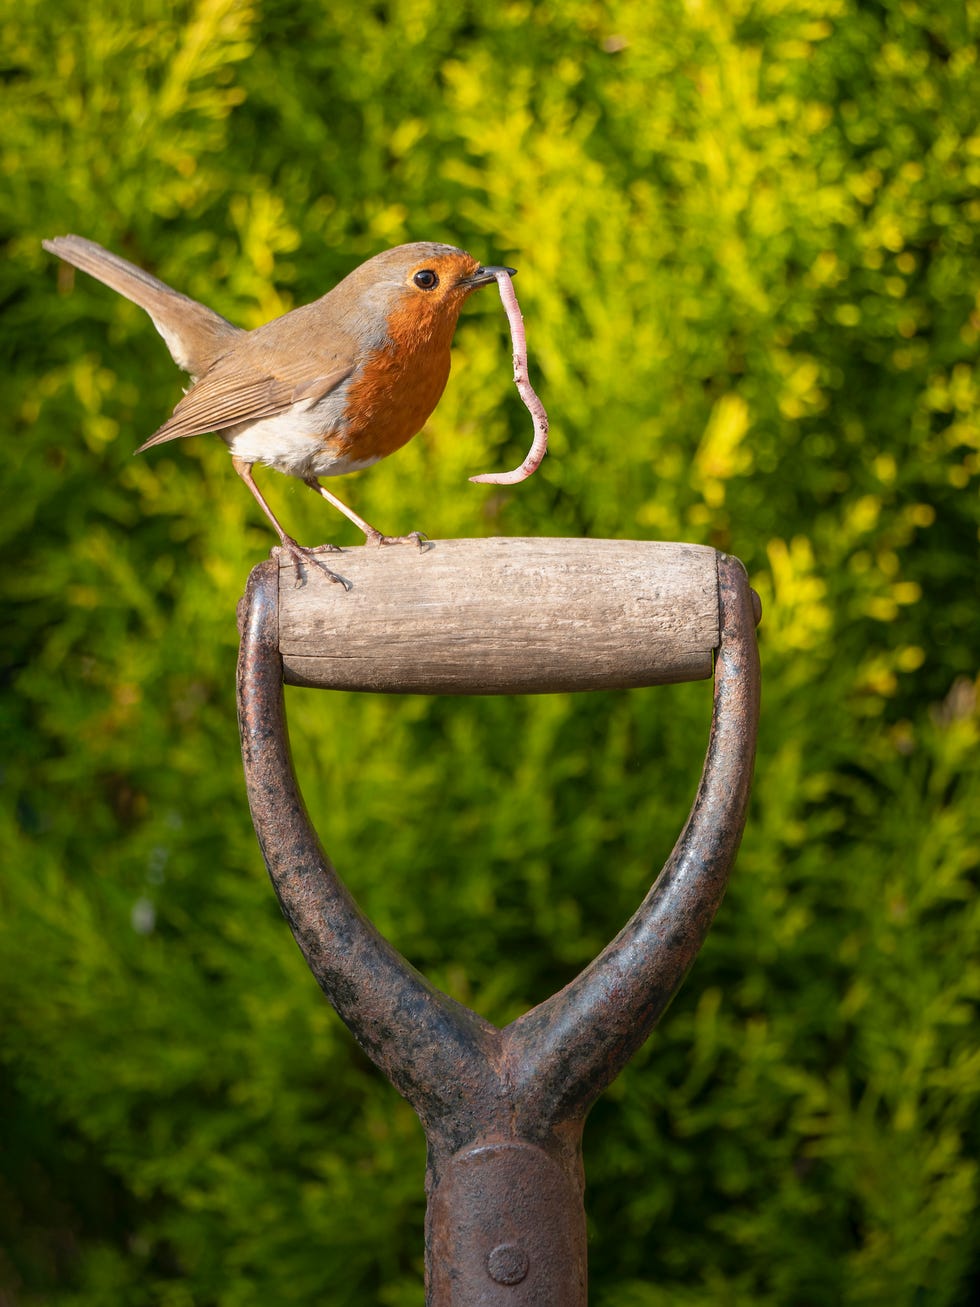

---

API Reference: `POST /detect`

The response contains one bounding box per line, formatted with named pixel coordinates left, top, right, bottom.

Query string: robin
left=42, top=235, right=516, bottom=581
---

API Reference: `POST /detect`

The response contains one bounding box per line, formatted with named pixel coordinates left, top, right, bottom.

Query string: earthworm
left=469, top=270, right=549, bottom=485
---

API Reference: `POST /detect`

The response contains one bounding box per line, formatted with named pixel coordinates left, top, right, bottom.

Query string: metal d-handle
left=236, top=540, right=760, bottom=1305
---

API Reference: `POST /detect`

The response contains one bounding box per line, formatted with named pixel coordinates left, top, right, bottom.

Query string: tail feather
left=43, top=234, right=241, bottom=376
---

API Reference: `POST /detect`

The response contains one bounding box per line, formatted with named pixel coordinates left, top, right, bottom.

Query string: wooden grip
left=276, top=537, right=720, bottom=695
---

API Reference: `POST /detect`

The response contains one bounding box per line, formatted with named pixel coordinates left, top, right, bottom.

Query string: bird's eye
left=413, top=269, right=439, bottom=290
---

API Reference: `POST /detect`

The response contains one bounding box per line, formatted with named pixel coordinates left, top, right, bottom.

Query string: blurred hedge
left=2, top=0, right=979, bottom=1303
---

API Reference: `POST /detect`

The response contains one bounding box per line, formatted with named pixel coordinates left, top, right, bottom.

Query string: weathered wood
left=275, top=537, right=720, bottom=695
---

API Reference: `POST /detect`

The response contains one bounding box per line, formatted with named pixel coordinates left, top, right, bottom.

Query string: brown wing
left=135, top=356, right=355, bottom=451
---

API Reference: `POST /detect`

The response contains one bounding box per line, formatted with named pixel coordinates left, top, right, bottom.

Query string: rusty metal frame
left=236, top=552, right=760, bottom=1304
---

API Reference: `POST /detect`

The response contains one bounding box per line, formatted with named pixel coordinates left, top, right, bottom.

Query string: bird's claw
left=365, top=529, right=429, bottom=552
left=273, top=541, right=352, bottom=591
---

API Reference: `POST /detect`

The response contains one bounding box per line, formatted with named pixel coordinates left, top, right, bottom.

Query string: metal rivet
left=486, top=1243, right=529, bottom=1285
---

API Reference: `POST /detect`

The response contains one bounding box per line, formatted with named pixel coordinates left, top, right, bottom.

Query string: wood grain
left=276, top=537, right=720, bottom=695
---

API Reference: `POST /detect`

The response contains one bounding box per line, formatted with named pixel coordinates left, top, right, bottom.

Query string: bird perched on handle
left=42, top=235, right=515, bottom=582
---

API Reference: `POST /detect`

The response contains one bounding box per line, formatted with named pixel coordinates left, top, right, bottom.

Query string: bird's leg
left=303, top=478, right=426, bottom=550
left=231, top=457, right=350, bottom=589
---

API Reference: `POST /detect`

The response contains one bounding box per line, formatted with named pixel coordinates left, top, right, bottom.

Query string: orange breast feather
left=338, top=298, right=460, bottom=461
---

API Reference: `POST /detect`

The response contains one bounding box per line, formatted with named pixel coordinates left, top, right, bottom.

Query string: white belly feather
left=221, top=388, right=378, bottom=479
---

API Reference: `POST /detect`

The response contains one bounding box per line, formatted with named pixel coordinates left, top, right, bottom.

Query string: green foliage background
left=2, top=0, right=979, bottom=1301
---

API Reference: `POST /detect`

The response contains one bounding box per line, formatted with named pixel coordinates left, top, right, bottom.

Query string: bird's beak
left=461, top=264, right=517, bottom=289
